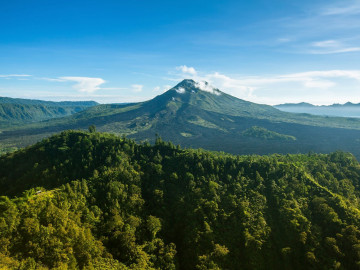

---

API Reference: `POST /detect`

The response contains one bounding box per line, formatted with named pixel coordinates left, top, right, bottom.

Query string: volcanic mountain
left=2, top=79, right=360, bottom=157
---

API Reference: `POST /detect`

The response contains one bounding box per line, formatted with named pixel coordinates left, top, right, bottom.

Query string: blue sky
left=1, top=0, right=360, bottom=105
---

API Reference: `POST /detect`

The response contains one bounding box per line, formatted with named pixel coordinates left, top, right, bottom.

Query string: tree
left=88, top=125, right=96, bottom=133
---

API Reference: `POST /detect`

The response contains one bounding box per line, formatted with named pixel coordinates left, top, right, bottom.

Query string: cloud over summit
left=176, top=65, right=197, bottom=75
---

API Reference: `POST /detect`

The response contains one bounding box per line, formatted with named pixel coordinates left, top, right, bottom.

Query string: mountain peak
left=173, top=79, right=221, bottom=95
left=177, top=79, right=196, bottom=85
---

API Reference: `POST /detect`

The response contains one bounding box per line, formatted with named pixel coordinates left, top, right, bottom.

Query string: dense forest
left=242, top=126, right=296, bottom=141
left=0, top=130, right=360, bottom=269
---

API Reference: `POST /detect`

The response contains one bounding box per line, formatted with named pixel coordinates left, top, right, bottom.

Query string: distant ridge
left=0, top=96, right=98, bottom=106
left=276, top=102, right=315, bottom=107
left=276, top=101, right=360, bottom=107
left=0, top=97, right=98, bottom=127
left=275, top=102, right=360, bottom=117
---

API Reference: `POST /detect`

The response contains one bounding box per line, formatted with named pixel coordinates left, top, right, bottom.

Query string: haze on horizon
left=1, top=0, right=360, bottom=105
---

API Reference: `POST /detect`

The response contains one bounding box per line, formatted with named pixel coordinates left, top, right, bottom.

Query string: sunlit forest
left=0, top=130, right=359, bottom=269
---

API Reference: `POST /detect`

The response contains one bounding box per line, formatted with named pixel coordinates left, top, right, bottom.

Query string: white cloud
left=195, top=81, right=212, bottom=92
left=194, top=81, right=221, bottom=95
left=312, top=40, right=339, bottom=48
left=279, top=70, right=360, bottom=81
left=309, top=39, right=360, bottom=54
left=40, top=77, right=66, bottom=82
left=172, top=66, right=360, bottom=104
left=176, top=65, right=197, bottom=75
left=176, top=87, right=186, bottom=94
left=43, top=77, right=148, bottom=95
left=277, top=38, right=292, bottom=43
left=100, top=87, right=128, bottom=90
left=153, top=85, right=173, bottom=93
left=59, top=77, right=105, bottom=93
left=6, top=92, right=151, bottom=104
left=264, top=2, right=360, bottom=55
left=131, top=84, right=143, bottom=92
left=233, top=70, right=360, bottom=91
left=174, top=67, right=254, bottom=97
left=310, top=47, right=360, bottom=54
left=205, top=72, right=255, bottom=93
left=153, top=86, right=161, bottom=92
left=322, top=3, right=360, bottom=15
left=154, top=84, right=172, bottom=93
left=163, top=85, right=172, bottom=92
left=0, top=74, right=31, bottom=78
left=303, top=80, right=335, bottom=88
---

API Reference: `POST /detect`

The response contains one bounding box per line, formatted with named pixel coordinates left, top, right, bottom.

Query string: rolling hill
left=0, top=97, right=98, bottom=128
left=1, top=79, right=360, bottom=158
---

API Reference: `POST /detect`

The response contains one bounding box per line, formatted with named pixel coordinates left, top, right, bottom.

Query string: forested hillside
left=0, top=97, right=97, bottom=128
left=1, top=131, right=360, bottom=269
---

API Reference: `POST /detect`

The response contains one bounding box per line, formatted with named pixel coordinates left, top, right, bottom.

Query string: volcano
left=2, top=79, right=360, bottom=157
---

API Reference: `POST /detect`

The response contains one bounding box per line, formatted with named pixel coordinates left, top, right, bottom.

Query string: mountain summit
left=2, top=79, right=360, bottom=157
left=172, top=79, right=222, bottom=95
left=147, top=79, right=279, bottom=119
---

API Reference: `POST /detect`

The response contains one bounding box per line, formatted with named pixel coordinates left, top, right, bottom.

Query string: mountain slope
left=0, top=131, right=360, bottom=269
left=1, top=79, right=360, bottom=158
left=0, top=96, right=98, bottom=106
left=0, top=97, right=98, bottom=127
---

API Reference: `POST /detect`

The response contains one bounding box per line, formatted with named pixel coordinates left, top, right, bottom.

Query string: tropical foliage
left=0, top=130, right=360, bottom=269
left=242, top=126, right=296, bottom=140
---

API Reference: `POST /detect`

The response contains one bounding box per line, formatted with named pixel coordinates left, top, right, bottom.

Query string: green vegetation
left=188, top=116, right=227, bottom=132
left=243, top=126, right=296, bottom=141
left=0, top=143, right=17, bottom=155
left=0, top=130, right=360, bottom=269
left=0, top=97, right=97, bottom=128
left=88, top=124, right=96, bottom=133
left=180, top=132, right=193, bottom=137
left=0, top=97, right=98, bottom=107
